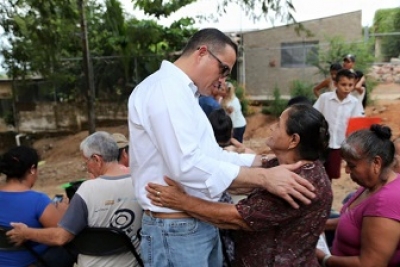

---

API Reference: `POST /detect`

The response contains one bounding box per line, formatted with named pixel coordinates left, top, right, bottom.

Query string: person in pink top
left=316, top=124, right=400, bottom=267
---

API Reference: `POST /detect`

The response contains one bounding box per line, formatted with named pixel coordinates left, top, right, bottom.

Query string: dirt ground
left=1, top=83, right=399, bottom=211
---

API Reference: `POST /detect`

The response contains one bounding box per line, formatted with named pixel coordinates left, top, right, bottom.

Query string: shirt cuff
left=204, top=163, right=240, bottom=198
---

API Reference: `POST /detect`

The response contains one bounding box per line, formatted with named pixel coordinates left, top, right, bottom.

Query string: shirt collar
left=329, top=90, right=351, bottom=103
left=160, top=60, right=199, bottom=97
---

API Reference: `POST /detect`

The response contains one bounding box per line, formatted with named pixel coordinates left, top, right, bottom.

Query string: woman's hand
left=146, top=177, right=187, bottom=211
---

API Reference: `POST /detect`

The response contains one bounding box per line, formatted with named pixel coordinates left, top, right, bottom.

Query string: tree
left=134, top=0, right=296, bottom=23
left=373, top=8, right=400, bottom=60
left=0, top=0, right=297, bottom=132
left=311, top=36, right=375, bottom=77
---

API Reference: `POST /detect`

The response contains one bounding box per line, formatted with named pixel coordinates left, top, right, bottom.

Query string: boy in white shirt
left=313, top=69, right=364, bottom=180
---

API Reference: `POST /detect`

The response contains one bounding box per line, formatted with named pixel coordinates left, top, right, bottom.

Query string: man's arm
left=7, top=223, right=74, bottom=246
left=229, top=164, right=315, bottom=209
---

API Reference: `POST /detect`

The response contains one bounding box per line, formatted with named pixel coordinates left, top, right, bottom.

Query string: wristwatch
left=261, top=154, right=269, bottom=168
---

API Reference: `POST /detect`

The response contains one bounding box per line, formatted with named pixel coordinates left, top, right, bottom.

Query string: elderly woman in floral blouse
left=146, top=104, right=333, bottom=267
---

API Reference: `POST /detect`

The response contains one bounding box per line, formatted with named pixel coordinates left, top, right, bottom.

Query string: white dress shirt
left=128, top=61, right=255, bottom=212
left=313, top=91, right=364, bottom=149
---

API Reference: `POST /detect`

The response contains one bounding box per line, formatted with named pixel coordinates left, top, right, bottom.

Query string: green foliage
left=135, top=0, right=197, bottom=18
left=135, top=0, right=296, bottom=26
left=289, top=80, right=315, bottom=102
left=1, top=0, right=80, bottom=78
left=373, top=8, right=400, bottom=60
left=311, top=36, right=375, bottom=77
left=365, top=78, right=378, bottom=106
left=1, top=0, right=300, bottom=105
left=262, top=85, right=287, bottom=117
left=3, top=110, right=15, bottom=126
left=0, top=0, right=197, bottom=102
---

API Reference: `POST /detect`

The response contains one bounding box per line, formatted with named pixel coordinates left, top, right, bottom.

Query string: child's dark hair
left=287, top=96, right=312, bottom=107
left=208, top=108, right=233, bottom=146
left=330, top=62, right=342, bottom=72
left=0, top=146, right=39, bottom=180
left=335, top=69, right=357, bottom=82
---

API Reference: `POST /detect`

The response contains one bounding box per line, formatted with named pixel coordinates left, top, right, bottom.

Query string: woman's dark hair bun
left=370, top=124, right=392, bottom=140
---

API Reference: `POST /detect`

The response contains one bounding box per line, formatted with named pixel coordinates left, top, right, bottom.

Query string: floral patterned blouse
left=232, top=159, right=333, bottom=267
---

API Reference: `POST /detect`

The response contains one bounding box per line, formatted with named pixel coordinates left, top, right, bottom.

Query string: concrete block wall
left=242, top=11, right=363, bottom=99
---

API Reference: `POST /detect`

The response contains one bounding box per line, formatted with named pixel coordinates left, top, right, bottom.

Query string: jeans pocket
left=167, top=218, right=199, bottom=236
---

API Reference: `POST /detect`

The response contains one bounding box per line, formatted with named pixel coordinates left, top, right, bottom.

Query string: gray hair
left=341, top=125, right=394, bottom=169
left=80, top=131, right=119, bottom=163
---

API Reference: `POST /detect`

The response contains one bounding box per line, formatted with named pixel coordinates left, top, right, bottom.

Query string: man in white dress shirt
left=128, top=28, right=316, bottom=267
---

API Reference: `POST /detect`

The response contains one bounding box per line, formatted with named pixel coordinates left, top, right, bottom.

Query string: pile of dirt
left=2, top=90, right=399, bottom=211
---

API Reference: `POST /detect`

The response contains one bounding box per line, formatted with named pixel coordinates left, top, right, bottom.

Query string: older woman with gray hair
left=317, top=124, right=400, bottom=267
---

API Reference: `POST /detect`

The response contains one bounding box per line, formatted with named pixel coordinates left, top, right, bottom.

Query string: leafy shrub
left=262, top=85, right=287, bottom=117
left=3, top=110, right=15, bottom=126
left=290, top=80, right=315, bottom=102
left=365, top=78, right=378, bottom=106
left=310, top=36, right=375, bottom=77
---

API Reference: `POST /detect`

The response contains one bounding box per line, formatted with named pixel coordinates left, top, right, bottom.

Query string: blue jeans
left=140, top=213, right=222, bottom=267
left=233, top=126, right=246, bottom=143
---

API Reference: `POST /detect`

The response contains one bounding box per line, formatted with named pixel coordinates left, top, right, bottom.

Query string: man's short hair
left=80, top=131, right=119, bottom=162
left=181, top=28, right=238, bottom=57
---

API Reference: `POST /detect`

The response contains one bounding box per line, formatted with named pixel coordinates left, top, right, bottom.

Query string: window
left=281, top=41, right=318, bottom=68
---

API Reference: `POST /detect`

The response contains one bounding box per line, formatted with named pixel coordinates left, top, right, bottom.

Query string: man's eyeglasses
left=198, top=47, right=231, bottom=78
left=208, top=49, right=231, bottom=78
